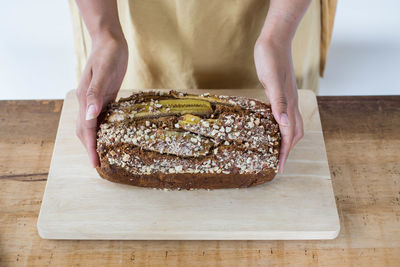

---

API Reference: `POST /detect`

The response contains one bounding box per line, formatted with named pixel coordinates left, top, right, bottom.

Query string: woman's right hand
left=253, top=0, right=311, bottom=173
left=254, top=37, right=303, bottom=174
left=75, top=34, right=128, bottom=168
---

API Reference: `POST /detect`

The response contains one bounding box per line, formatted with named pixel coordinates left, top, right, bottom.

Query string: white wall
left=319, top=0, right=400, bottom=95
left=0, top=1, right=75, bottom=100
left=0, top=1, right=399, bottom=100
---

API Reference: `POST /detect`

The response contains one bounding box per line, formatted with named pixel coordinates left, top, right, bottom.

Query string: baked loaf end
left=96, top=90, right=281, bottom=189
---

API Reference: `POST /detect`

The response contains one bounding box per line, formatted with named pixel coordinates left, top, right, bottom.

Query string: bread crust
left=96, top=90, right=280, bottom=190
left=97, top=159, right=276, bottom=189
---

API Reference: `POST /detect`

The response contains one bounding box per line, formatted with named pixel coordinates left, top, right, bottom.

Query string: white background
left=0, top=0, right=399, bottom=100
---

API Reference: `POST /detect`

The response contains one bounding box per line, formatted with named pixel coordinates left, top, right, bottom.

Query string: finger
left=75, top=68, right=91, bottom=145
left=76, top=63, right=93, bottom=111
left=85, top=85, right=104, bottom=121
left=85, top=62, right=116, bottom=120
left=265, top=86, right=295, bottom=174
left=76, top=64, right=92, bottom=141
left=80, top=102, right=101, bottom=168
left=291, top=110, right=304, bottom=149
left=278, top=117, right=294, bottom=174
left=76, top=66, right=103, bottom=168
left=82, top=118, right=100, bottom=168
left=291, top=111, right=304, bottom=149
left=76, top=106, right=99, bottom=168
left=82, top=71, right=110, bottom=167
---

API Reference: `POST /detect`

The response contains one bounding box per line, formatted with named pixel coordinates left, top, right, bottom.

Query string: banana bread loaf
left=96, top=90, right=281, bottom=189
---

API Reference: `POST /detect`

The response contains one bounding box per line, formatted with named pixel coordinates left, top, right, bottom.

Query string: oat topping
left=97, top=90, right=280, bottom=175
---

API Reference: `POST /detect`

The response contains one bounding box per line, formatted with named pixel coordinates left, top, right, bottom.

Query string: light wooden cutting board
left=37, top=89, right=340, bottom=240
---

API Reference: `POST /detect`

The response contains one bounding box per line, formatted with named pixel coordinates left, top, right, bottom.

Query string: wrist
left=255, top=33, right=292, bottom=54
left=92, top=28, right=127, bottom=47
left=259, top=24, right=294, bottom=48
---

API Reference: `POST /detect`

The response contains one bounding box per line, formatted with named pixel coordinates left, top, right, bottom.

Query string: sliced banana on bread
left=96, top=90, right=281, bottom=189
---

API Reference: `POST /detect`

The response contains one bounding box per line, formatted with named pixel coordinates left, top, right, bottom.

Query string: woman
left=70, top=0, right=336, bottom=173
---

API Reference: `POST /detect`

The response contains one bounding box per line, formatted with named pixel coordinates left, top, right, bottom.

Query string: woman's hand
left=75, top=0, right=128, bottom=167
left=76, top=35, right=128, bottom=167
left=254, top=0, right=310, bottom=173
left=254, top=38, right=303, bottom=173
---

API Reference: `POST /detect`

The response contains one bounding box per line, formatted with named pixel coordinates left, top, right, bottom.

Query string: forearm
left=259, top=0, right=311, bottom=44
left=75, top=0, right=125, bottom=44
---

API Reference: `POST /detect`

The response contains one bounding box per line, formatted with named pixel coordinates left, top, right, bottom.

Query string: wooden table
left=1, top=96, right=399, bottom=266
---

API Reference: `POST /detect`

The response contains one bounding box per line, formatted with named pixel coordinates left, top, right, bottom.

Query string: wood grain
left=37, top=89, right=339, bottom=240
left=1, top=95, right=400, bottom=266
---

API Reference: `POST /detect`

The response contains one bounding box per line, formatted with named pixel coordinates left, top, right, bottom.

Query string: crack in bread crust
left=96, top=90, right=281, bottom=189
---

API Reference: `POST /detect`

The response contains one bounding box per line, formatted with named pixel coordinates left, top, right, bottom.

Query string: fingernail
left=280, top=113, right=289, bottom=126
left=86, top=105, right=97, bottom=120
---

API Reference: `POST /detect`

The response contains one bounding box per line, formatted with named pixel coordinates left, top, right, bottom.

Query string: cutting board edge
left=37, top=88, right=340, bottom=240
left=37, top=225, right=340, bottom=240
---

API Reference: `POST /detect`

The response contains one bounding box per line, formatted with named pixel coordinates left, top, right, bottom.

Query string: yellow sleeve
left=320, top=0, right=338, bottom=76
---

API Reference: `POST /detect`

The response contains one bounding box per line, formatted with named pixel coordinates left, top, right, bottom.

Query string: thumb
left=266, top=86, right=294, bottom=174
left=85, top=85, right=104, bottom=121
left=268, top=88, right=290, bottom=127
